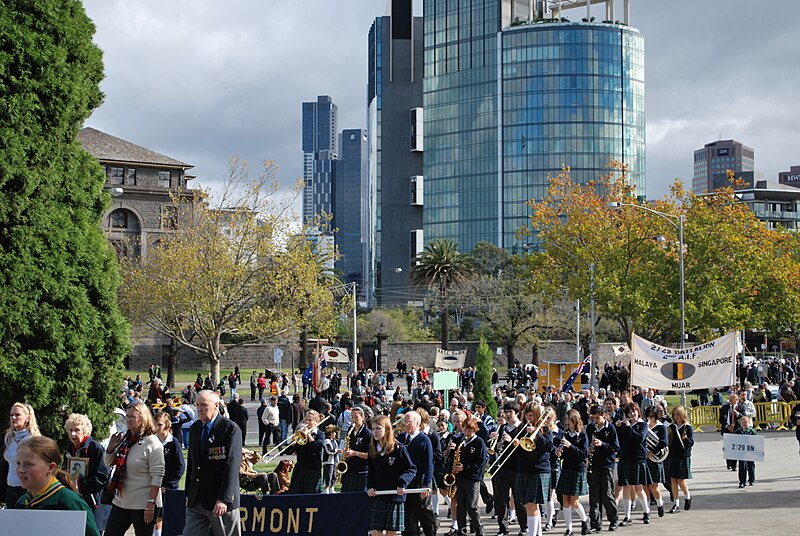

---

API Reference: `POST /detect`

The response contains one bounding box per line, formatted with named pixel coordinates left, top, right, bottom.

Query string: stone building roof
left=78, top=127, right=192, bottom=169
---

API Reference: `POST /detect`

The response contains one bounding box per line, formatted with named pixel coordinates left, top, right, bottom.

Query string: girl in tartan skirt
left=367, top=415, right=417, bottom=536
left=666, top=405, right=693, bottom=513
left=555, top=409, right=590, bottom=536
left=615, top=403, right=652, bottom=526
left=286, top=410, right=324, bottom=494
left=514, top=404, right=554, bottom=536
left=644, top=406, right=667, bottom=517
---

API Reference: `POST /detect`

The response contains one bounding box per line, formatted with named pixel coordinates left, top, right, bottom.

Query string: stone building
left=78, top=127, right=195, bottom=259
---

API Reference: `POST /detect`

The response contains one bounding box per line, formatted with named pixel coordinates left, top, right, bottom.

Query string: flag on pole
left=562, top=354, right=591, bottom=392
left=311, top=354, right=327, bottom=393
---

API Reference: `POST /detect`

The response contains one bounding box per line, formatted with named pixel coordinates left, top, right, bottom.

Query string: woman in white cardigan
left=103, top=401, right=165, bottom=536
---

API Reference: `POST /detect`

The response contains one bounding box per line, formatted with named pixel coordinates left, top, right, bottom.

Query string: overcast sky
left=81, top=0, right=800, bottom=210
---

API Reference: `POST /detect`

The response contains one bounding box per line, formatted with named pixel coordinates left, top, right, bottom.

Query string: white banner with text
left=630, top=332, right=737, bottom=391
left=723, top=433, right=765, bottom=462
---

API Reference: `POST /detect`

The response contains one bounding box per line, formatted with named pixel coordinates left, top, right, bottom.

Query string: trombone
left=260, top=424, right=319, bottom=466
left=486, top=407, right=555, bottom=475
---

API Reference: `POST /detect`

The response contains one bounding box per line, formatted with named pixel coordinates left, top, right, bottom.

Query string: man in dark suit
left=184, top=390, right=242, bottom=536
left=719, top=391, right=742, bottom=470
left=398, top=411, right=437, bottom=536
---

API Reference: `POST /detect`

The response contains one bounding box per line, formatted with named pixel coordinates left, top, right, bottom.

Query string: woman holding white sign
left=666, top=405, right=693, bottom=513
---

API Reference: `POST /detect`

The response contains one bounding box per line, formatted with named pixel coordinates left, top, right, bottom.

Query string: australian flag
left=302, top=355, right=327, bottom=392
left=562, top=354, right=592, bottom=392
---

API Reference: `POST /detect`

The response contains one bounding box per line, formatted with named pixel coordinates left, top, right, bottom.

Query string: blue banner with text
left=163, top=490, right=370, bottom=536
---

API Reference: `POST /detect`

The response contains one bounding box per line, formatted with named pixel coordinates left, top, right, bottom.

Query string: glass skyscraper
left=423, top=0, right=645, bottom=251
left=302, top=95, right=338, bottom=224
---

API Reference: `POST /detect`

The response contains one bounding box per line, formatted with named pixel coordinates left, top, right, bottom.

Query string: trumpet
left=487, top=434, right=499, bottom=456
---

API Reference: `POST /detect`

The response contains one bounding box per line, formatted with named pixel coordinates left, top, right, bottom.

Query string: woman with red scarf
left=103, top=401, right=165, bottom=536
left=63, top=414, right=110, bottom=530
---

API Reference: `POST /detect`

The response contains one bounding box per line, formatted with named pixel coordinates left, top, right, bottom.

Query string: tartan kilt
left=288, top=465, right=322, bottom=494
left=369, top=497, right=404, bottom=532
left=646, top=459, right=665, bottom=484
left=666, top=457, right=692, bottom=480
left=515, top=471, right=550, bottom=505
left=556, top=468, right=588, bottom=497
left=340, top=471, right=369, bottom=493
left=617, top=460, right=652, bottom=486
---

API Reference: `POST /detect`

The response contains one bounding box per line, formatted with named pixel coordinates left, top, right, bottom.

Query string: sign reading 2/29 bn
left=723, top=434, right=765, bottom=462
left=630, top=332, right=738, bottom=391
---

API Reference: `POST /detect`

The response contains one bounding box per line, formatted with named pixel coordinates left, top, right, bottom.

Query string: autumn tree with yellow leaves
left=526, top=165, right=794, bottom=347
left=119, top=157, right=344, bottom=384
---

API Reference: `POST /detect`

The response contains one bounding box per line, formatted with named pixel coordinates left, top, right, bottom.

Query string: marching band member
left=555, top=410, right=589, bottom=536
left=443, top=411, right=466, bottom=535
left=340, top=407, right=372, bottom=492
left=435, top=419, right=451, bottom=517
left=644, top=407, right=667, bottom=517
left=453, top=416, right=488, bottom=536
left=490, top=402, right=528, bottom=536
left=615, top=403, right=651, bottom=526
left=285, top=409, right=324, bottom=494
left=514, top=404, right=553, bottom=536
left=543, top=406, right=562, bottom=531
left=586, top=404, right=619, bottom=532
left=666, top=405, right=693, bottom=513
left=367, top=415, right=417, bottom=536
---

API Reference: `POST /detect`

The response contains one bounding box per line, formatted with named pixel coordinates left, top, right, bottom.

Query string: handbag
left=100, top=466, right=116, bottom=505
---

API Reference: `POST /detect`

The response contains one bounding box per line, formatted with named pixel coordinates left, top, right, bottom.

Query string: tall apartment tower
left=334, top=129, right=369, bottom=294
left=423, top=0, right=646, bottom=251
left=302, top=95, right=338, bottom=224
left=692, top=139, right=755, bottom=194
left=367, top=0, right=424, bottom=305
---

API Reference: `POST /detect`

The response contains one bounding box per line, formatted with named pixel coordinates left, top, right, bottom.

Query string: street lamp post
left=608, top=202, right=686, bottom=404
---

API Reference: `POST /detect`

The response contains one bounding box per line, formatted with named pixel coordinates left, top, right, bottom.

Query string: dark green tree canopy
left=0, top=0, right=129, bottom=440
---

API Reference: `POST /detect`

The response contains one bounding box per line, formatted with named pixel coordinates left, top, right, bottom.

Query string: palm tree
left=409, top=238, right=475, bottom=349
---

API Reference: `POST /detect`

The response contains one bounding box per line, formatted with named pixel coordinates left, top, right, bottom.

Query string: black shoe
left=657, top=505, right=664, bottom=518
left=649, top=499, right=656, bottom=506
left=486, top=498, right=495, bottom=515
left=668, top=504, right=679, bottom=514
left=582, top=520, right=590, bottom=535
left=749, top=481, right=754, bottom=486
left=619, top=518, right=632, bottom=527
left=543, top=523, right=552, bottom=532
left=589, top=527, right=601, bottom=534
left=630, top=502, right=637, bottom=511
left=447, top=510, right=452, bottom=519
left=738, top=483, right=745, bottom=488
left=607, top=526, right=616, bottom=532
left=684, top=498, right=692, bottom=511
left=563, top=531, right=573, bottom=536
left=642, top=513, right=650, bottom=525
left=497, top=533, right=510, bottom=536
left=553, top=516, right=558, bottom=528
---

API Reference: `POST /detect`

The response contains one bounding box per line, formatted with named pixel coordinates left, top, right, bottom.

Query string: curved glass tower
left=423, top=0, right=645, bottom=251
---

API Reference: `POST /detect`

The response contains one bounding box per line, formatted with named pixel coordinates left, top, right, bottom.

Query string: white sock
left=548, top=500, right=555, bottom=522
left=624, top=499, right=632, bottom=518
left=642, top=495, right=650, bottom=514
left=528, top=514, right=541, bottom=536
left=432, top=493, right=439, bottom=515
left=685, top=491, right=691, bottom=499
left=564, top=508, right=573, bottom=532
left=656, top=497, right=663, bottom=507
left=631, top=499, right=637, bottom=510
left=153, top=530, right=161, bottom=536
left=674, top=498, right=681, bottom=508
left=575, top=502, right=588, bottom=522
left=444, top=495, right=451, bottom=507
left=509, top=508, right=517, bottom=520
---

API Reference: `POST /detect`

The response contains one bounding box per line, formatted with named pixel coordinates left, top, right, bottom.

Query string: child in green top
left=735, top=416, right=756, bottom=488
left=15, top=435, right=100, bottom=536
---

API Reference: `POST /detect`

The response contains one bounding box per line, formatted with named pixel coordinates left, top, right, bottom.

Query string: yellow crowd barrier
left=753, top=401, right=792, bottom=431
left=689, top=405, right=720, bottom=432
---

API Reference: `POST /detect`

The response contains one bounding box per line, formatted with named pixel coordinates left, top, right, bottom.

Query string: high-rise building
left=423, top=0, right=646, bottom=251
left=692, top=139, right=755, bottom=194
left=367, top=0, right=424, bottom=305
left=302, top=95, right=338, bottom=224
left=335, top=129, right=369, bottom=294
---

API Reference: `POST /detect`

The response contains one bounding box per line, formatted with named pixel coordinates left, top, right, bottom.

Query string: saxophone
left=336, top=425, right=353, bottom=481
left=443, top=442, right=462, bottom=498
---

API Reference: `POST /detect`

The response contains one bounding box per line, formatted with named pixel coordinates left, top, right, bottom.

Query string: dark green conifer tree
left=0, top=0, right=129, bottom=439
left=474, top=339, right=498, bottom=418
